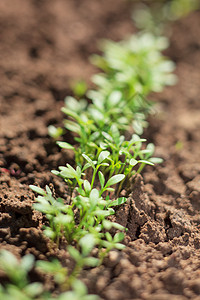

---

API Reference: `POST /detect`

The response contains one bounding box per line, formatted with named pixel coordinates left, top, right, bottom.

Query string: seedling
left=0, top=250, right=44, bottom=299
left=30, top=152, right=127, bottom=247
left=71, top=79, right=88, bottom=98
left=0, top=250, right=98, bottom=300
left=133, top=0, right=200, bottom=34
left=27, top=9, right=177, bottom=300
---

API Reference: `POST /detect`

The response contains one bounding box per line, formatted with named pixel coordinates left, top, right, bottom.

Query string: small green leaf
left=51, top=170, right=59, bottom=176
left=84, top=257, right=99, bottom=267
left=98, top=171, right=105, bottom=189
left=71, top=80, right=87, bottom=97
left=64, top=96, right=79, bottom=109
left=102, top=132, right=113, bottom=142
left=115, top=243, right=126, bottom=250
left=93, top=209, right=113, bottom=217
left=82, top=162, right=91, bottom=172
left=129, top=158, right=138, bottom=167
left=108, top=90, right=122, bottom=106
left=61, top=107, right=81, bottom=122
left=105, top=187, right=115, bottom=192
left=100, top=162, right=109, bottom=167
left=79, top=234, right=96, bottom=256
left=111, top=222, right=125, bottom=230
left=89, top=189, right=99, bottom=207
left=54, top=214, right=73, bottom=225
left=106, top=174, right=125, bottom=187
left=44, top=228, right=56, bottom=239
left=98, top=150, right=110, bottom=164
left=56, top=141, right=74, bottom=150
left=71, top=279, right=88, bottom=296
left=64, top=120, right=80, bottom=134
left=105, top=232, right=112, bottom=242
left=82, top=154, right=96, bottom=170
left=67, top=246, right=81, bottom=262
left=45, top=185, right=52, bottom=195
left=48, top=125, right=63, bottom=139
left=24, top=282, right=43, bottom=297
left=21, top=254, right=35, bottom=272
left=114, top=232, right=124, bottom=243
left=108, top=197, right=127, bottom=207
left=149, top=157, right=163, bottom=164
left=36, top=260, right=61, bottom=273
left=84, top=180, right=91, bottom=193
left=29, top=185, right=46, bottom=196
left=138, top=160, right=154, bottom=166
left=146, top=143, right=155, bottom=155
left=102, top=220, right=113, bottom=230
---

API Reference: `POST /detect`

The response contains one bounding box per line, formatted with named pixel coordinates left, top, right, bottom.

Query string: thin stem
left=137, top=162, right=145, bottom=174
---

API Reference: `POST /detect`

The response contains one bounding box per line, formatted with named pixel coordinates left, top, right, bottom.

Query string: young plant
left=91, top=32, right=176, bottom=96
left=30, top=152, right=126, bottom=248
left=31, top=9, right=176, bottom=300
left=133, top=0, right=200, bottom=35
left=0, top=250, right=98, bottom=300
left=0, top=250, right=44, bottom=300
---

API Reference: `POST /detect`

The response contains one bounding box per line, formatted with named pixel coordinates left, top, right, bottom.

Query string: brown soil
left=1, top=1, right=200, bottom=299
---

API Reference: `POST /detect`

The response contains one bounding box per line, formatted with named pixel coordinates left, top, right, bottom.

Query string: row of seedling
left=0, top=31, right=176, bottom=299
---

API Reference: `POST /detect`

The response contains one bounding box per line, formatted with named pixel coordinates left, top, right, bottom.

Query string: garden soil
left=1, top=1, right=200, bottom=299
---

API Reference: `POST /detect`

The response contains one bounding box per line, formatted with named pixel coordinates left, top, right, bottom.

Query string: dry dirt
left=1, top=1, right=200, bottom=299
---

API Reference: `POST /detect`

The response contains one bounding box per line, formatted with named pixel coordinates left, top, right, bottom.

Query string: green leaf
left=115, top=243, right=126, bottom=250
left=98, top=150, right=110, bottom=164
left=71, top=80, right=87, bottom=97
left=98, top=171, right=105, bottom=189
left=82, top=154, right=96, bottom=170
left=67, top=246, right=81, bottom=262
left=71, top=279, right=87, bottom=296
left=114, top=232, right=124, bottom=243
left=105, top=187, right=115, bottom=192
left=0, top=250, right=19, bottom=270
left=59, top=166, right=76, bottom=179
left=105, top=232, right=112, bottom=242
left=100, top=163, right=109, bottom=167
left=54, top=214, right=73, bottom=225
left=108, top=197, right=127, bottom=207
left=48, top=125, right=63, bottom=139
left=29, top=185, right=46, bottom=196
left=102, top=220, right=124, bottom=231
left=24, top=282, right=43, bottom=297
left=149, top=157, right=163, bottom=164
left=138, top=160, right=154, bottom=166
left=56, top=141, right=74, bottom=150
left=43, top=228, right=56, bottom=239
left=129, top=158, right=138, bottom=167
left=82, top=163, right=91, bottom=172
left=79, top=234, right=96, bottom=256
left=64, top=120, right=80, bottom=134
left=37, top=260, right=60, bottom=273
left=84, top=180, right=91, bottom=193
left=105, top=174, right=125, bottom=187
left=102, top=132, right=113, bottom=142
left=64, top=96, right=79, bottom=109
left=102, top=220, right=113, bottom=230
left=45, top=185, right=52, bottom=195
left=108, top=90, right=122, bottom=106
left=51, top=170, right=59, bottom=176
left=93, top=209, right=113, bottom=217
left=146, top=143, right=155, bottom=156
left=84, top=257, right=99, bottom=267
left=89, top=189, right=99, bottom=207
left=61, top=107, right=81, bottom=122
left=111, top=222, right=125, bottom=230
left=21, top=254, right=34, bottom=272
